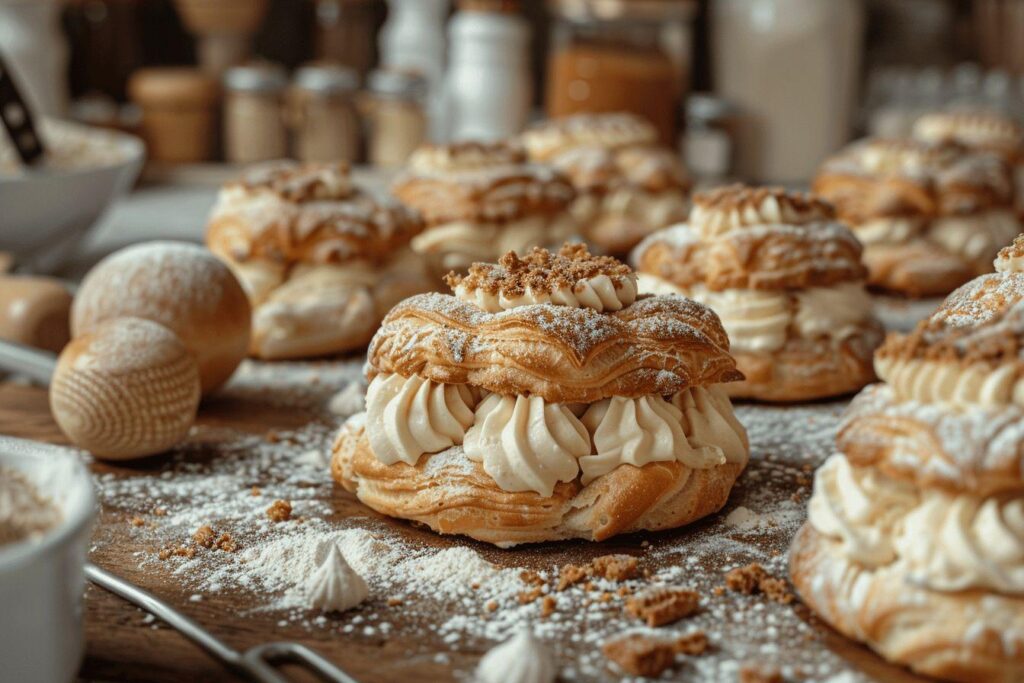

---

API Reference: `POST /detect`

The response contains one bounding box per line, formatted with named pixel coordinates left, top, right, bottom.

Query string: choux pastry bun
left=71, top=241, right=251, bottom=394
left=49, top=317, right=201, bottom=460
left=0, top=275, right=72, bottom=353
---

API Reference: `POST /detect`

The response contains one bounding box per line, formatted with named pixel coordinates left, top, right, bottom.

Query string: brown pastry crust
left=207, top=161, right=424, bottom=266
left=521, top=112, right=658, bottom=162
left=551, top=145, right=691, bottom=195
left=392, top=145, right=576, bottom=225
left=789, top=524, right=1024, bottom=683
left=913, top=110, right=1024, bottom=160
left=367, top=292, right=742, bottom=404
left=724, top=323, right=883, bottom=402
left=997, top=234, right=1024, bottom=268
left=690, top=184, right=835, bottom=228
left=331, top=419, right=746, bottom=546
left=861, top=241, right=975, bottom=297
left=837, top=384, right=1024, bottom=496
left=632, top=223, right=867, bottom=292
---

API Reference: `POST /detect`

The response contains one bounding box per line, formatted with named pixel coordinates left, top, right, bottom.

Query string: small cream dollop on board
left=476, top=630, right=556, bottom=683
left=306, top=543, right=368, bottom=612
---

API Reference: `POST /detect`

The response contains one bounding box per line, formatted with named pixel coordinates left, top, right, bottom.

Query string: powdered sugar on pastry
left=688, top=185, right=834, bottom=238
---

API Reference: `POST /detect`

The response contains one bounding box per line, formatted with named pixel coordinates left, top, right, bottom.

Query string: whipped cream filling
left=808, top=454, right=918, bottom=567
left=875, top=356, right=1024, bottom=408
left=363, top=375, right=746, bottom=495
left=464, top=394, right=589, bottom=496
left=636, top=276, right=873, bottom=353
left=689, top=195, right=825, bottom=238
left=809, top=454, right=1024, bottom=594
left=928, top=210, right=1021, bottom=269
left=411, top=214, right=578, bottom=273
left=996, top=251, right=1024, bottom=273
left=853, top=216, right=924, bottom=245
left=572, top=190, right=688, bottom=234
left=365, top=374, right=478, bottom=466
left=454, top=273, right=638, bottom=313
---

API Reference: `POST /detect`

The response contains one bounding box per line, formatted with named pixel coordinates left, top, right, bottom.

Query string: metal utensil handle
left=86, top=561, right=360, bottom=682
left=0, top=339, right=56, bottom=385
left=0, top=53, right=45, bottom=165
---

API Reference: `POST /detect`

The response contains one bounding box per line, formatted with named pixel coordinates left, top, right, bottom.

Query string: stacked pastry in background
left=206, top=161, right=434, bottom=360
left=632, top=185, right=883, bottom=402
left=791, top=240, right=1024, bottom=682
left=521, top=112, right=692, bottom=257
left=815, top=136, right=1020, bottom=297
left=392, top=141, right=579, bottom=276
left=332, top=244, right=749, bottom=546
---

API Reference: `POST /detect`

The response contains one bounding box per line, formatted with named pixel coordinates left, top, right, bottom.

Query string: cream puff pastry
left=632, top=185, right=884, bottom=402
left=520, top=113, right=691, bottom=257
left=391, top=141, right=579, bottom=276
left=331, top=244, right=749, bottom=546
left=814, top=137, right=1020, bottom=297
left=792, top=243, right=1024, bottom=682
left=206, top=161, right=434, bottom=360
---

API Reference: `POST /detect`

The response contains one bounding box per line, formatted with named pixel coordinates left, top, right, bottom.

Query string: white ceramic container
left=0, top=435, right=96, bottom=683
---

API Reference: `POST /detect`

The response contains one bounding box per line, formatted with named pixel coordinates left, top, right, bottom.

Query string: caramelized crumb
left=602, top=634, right=678, bottom=677
left=725, top=563, right=767, bottom=594
left=591, top=554, right=639, bottom=582
left=387, top=597, right=403, bottom=607
left=266, top=499, right=292, bottom=522
left=251, top=486, right=262, bottom=497
left=265, top=431, right=279, bottom=443
left=216, top=533, right=238, bottom=553
left=193, top=525, right=216, bottom=548
left=674, top=631, right=709, bottom=656
left=485, top=600, right=499, bottom=613
left=626, top=586, right=700, bottom=627
left=540, top=595, right=557, bottom=618
left=739, top=663, right=784, bottom=683
left=520, top=570, right=545, bottom=586
left=518, top=588, right=543, bottom=605
left=760, top=577, right=794, bottom=605
left=153, top=508, right=167, bottom=517
left=557, top=564, right=589, bottom=591
left=130, top=516, right=145, bottom=527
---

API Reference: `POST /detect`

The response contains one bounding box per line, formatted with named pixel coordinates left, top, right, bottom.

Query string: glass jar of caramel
left=545, top=0, right=698, bottom=145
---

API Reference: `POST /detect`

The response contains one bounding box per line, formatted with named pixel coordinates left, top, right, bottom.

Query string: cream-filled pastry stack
left=391, top=141, right=579, bottom=276
left=521, top=112, right=691, bottom=257
left=632, top=185, right=883, bottom=402
left=206, top=160, right=434, bottom=359
left=791, top=241, right=1024, bottom=682
left=331, top=244, right=749, bottom=546
left=814, top=137, right=1020, bottom=297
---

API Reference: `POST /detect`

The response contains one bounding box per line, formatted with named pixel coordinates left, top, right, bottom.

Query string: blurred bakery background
left=1, top=0, right=1022, bottom=274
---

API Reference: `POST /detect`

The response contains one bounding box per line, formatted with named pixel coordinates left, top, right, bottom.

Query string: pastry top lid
left=549, top=144, right=691, bottom=194
left=913, top=109, right=1024, bottom=154
left=521, top=112, right=659, bottom=162
left=207, top=161, right=423, bottom=265
left=392, top=141, right=575, bottom=225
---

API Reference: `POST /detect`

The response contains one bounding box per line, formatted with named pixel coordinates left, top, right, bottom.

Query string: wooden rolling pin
left=0, top=275, right=73, bottom=353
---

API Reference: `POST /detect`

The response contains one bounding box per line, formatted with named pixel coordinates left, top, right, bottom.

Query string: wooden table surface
left=0, top=380, right=927, bottom=683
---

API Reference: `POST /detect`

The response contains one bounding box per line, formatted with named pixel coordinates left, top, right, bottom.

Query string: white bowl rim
left=0, top=118, right=145, bottom=185
left=0, top=435, right=96, bottom=569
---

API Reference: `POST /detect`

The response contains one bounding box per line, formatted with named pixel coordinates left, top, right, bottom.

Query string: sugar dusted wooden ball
left=50, top=317, right=201, bottom=460
left=71, top=241, right=251, bottom=394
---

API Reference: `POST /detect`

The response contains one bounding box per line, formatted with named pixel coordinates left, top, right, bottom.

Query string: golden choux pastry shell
left=0, top=275, right=72, bottom=353
left=71, top=241, right=251, bottom=394
left=50, top=317, right=201, bottom=460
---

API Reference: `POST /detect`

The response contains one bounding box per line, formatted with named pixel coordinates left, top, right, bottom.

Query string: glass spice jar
left=223, top=63, right=288, bottom=163
left=288, top=62, right=360, bottom=163
left=545, top=0, right=698, bottom=145
left=360, top=69, right=428, bottom=168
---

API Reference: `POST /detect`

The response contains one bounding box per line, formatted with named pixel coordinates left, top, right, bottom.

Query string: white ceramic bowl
left=0, top=435, right=96, bottom=683
left=0, top=119, right=144, bottom=272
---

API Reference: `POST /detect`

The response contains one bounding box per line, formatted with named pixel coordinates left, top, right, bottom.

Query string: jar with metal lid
left=360, top=69, right=428, bottom=168
left=128, top=67, right=220, bottom=163
left=224, top=63, right=288, bottom=163
left=288, top=62, right=360, bottom=162
left=545, top=0, right=698, bottom=145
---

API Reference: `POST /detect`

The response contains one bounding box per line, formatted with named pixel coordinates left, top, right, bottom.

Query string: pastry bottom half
left=330, top=419, right=746, bottom=547
left=789, top=524, right=1024, bottom=683
left=725, top=323, right=883, bottom=403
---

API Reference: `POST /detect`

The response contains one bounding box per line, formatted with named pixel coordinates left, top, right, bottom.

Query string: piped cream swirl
left=808, top=454, right=918, bottom=567
left=875, top=357, right=1024, bottom=408
left=365, top=373, right=478, bottom=465
left=455, top=273, right=638, bottom=313
left=463, top=394, right=589, bottom=496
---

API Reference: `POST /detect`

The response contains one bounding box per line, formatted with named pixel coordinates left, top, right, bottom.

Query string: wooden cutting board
left=0, top=379, right=927, bottom=683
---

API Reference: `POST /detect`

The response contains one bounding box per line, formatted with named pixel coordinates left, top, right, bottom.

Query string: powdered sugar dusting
left=81, top=353, right=885, bottom=681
